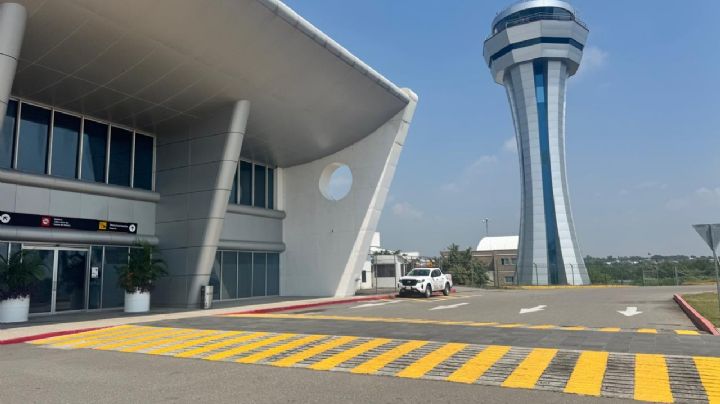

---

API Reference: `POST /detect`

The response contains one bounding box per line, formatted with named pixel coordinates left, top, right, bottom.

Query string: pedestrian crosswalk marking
left=236, top=335, right=326, bottom=364
left=30, top=325, right=720, bottom=402
left=226, top=313, right=702, bottom=335
left=634, top=353, right=673, bottom=403
left=204, top=333, right=296, bottom=361
left=447, top=345, right=511, bottom=383
left=564, top=351, right=608, bottom=396
left=502, top=348, right=558, bottom=389
left=272, top=336, right=357, bottom=368
left=29, top=325, right=132, bottom=345
left=351, top=340, right=428, bottom=375
left=396, top=343, right=467, bottom=379
left=309, top=338, right=392, bottom=371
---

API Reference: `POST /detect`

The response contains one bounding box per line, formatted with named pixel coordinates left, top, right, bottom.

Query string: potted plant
left=0, top=250, right=44, bottom=323
left=117, top=242, right=167, bottom=313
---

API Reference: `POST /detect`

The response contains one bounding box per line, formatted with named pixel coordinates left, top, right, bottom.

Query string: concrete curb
left=225, top=294, right=396, bottom=315
left=674, top=293, right=720, bottom=336
left=0, top=327, right=108, bottom=345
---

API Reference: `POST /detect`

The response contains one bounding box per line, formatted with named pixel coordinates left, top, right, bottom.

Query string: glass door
left=23, top=246, right=89, bottom=314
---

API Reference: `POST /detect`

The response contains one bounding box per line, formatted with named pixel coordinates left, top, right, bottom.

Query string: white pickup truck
left=397, top=268, right=452, bottom=298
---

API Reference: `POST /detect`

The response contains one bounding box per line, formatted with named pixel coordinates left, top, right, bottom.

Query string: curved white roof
left=476, top=236, right=519, bottom=252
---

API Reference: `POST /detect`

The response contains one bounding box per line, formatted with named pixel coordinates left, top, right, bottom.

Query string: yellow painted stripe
left=95, top=328, right=193, bottom=351
left=527, top=325, right=556, bottom=330
left=119, top=329, right=217, bottom=353
left=637, top=328, right=657, bottom=334
left=309, top=338, right=392, bottom=371
left=495, top=323, right=525, bottom=329
left=598, top=327, right=621, bottom=333
left=502, top=348, right=558, bottom=389
left=57, top=326, right=165, bottom=348
left=146, top=331, right=243, bottom=355
left=29, top=325, right=133, bottom=344
left=675, top=329, right=700, bottom=336
left=351, top=340, right=429, bottom=375
left=470, top=322, right=499, bottom=326
left=447, top=345, right=511, bottom=383
left=175, top=332, right=269, bottom=358
left=43, top=325, right=150, bottom=347
left=204, top=334, right=296, bottom=361
left=694, top=356, right=720, bottom=403
left=236, top=335, right=326, bottom=364
left=560, top=326, right=587, bottom=331
left=563, top=351, right=609, bottom=396
left=270, top=336, right=357, bottom=367
left=397, top=343, right=467, bottom=379
left=634, top=354, right=673, bottom=403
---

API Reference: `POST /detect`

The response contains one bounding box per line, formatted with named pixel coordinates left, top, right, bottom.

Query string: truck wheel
left=424, top=285, right=432, bottom=298
left=443, top=283, right=450, bottom=296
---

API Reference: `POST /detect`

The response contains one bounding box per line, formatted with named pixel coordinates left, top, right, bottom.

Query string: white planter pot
left=124, top=290, right=151, bottom=313
left=0, top=296, right=30, bottom=323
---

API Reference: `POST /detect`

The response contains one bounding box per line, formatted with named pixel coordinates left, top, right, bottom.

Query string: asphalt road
left=2, top=285, right=717, bottom=403
left=1, top=343, right=622, bottom=404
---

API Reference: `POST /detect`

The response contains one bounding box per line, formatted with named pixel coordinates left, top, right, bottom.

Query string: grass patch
left=682, top=292, right=720, bottom=326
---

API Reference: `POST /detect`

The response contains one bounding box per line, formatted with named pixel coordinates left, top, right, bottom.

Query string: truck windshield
left=407, top=269, right=431, bottom=277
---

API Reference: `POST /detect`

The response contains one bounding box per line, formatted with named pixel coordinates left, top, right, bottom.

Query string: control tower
left=483, top=0, right=590, bottom=285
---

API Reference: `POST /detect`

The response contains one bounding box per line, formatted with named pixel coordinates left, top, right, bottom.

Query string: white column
left=0, top=3, right=26, bottom=128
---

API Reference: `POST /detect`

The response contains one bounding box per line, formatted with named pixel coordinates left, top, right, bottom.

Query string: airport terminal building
left=0, top=0, right=417, bottom=313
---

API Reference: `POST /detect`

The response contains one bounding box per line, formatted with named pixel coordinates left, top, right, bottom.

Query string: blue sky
left=284, top=0, right=720, bottom=257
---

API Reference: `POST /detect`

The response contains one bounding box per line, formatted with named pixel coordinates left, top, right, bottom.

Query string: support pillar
left=0, top=3, right=26, bottom=128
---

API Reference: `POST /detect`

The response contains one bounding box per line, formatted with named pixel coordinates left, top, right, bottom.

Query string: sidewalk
left=0, top=293, right=394, bottom=343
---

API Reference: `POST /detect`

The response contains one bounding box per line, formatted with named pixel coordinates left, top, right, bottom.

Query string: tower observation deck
left=483, top=0, right=590, bottom=285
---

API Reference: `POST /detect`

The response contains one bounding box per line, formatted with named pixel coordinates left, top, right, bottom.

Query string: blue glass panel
left=229, top=169, right=238, bottom=204
left=238, top=252, right=252, bottom=298
left=266, top=253, right=279, bottom=295
left=252, top=253, right=266, bottom=296
left=102, top=247, right=128, bottom=308
left=133, top=134, right=154, bottom=190
left=108, top=127, right=132, bottom=186
left=239, top=161, right=252, bottom=206
left=17, top=103, right=50, bottom=174
left=533, top=60, right=560, bottom=284
left=0, top=99, right=17, bottom=169
left=221, top=251, right=238, bottom=300
left=210, top=252, right=221, bottom=300
left=81, top=120, right=107, bottom=183
left=51, top=112, right=80, bottom=179
left=267, top=167, right=274, bottom=209
left=254, top=164, right=266, bottom=208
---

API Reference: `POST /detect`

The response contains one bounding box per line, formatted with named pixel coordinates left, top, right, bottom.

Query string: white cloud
left=503, top=137, right=517, bottom=153
left=466, top=155, right=498, bottom=173
left=574, top=46, right=608, bottom=80
left=440, top=182, right=460, bottom=193
left=392, top=201, right=423, bottom=219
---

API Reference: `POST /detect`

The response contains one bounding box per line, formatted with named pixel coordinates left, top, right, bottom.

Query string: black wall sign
left=0, top=211, right=137, bottom=234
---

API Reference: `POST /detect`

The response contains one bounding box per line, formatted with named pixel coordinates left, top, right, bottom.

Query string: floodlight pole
left=713, top=245, right=720, bottom=312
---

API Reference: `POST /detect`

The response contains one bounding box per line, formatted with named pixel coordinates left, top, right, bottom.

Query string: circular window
left=319, top=163, right=353, bottom=201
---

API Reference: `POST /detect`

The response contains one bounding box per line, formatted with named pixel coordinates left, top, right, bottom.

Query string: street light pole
left=533, top=262, right=539, bottom=286
left=713, top=246, right=720, bottom=313
left=481, top=218, right=489, bottom=237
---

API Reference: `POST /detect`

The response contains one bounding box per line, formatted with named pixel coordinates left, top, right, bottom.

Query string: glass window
left=238, top=252, right=252, bottom=298
left=239, top=161, right=252, bottom=206
left=108, top=127, right=132, bottom=186
left=0, top=242, right=8, bottom=260
left=221, top=251, right=238, bottom=300
left=81, top=120, right=107, bottom=183
left=0, top=99, right=17, bottom=169
left=102, top=247, right=128, bottom=308
left=254, top=164, right=266, bottom=208
left=266, top=253, right=279, bottom=296
left=210, top=252, right=221, bottom=300
left=252, top=252, right=266, bottom=296
left=51, top=112, right=80, bottom=179
left=88, top=246, right=103, bottom=310
left=133, top=134, right=154, bottom=190
left=229, top=170, right=238, bottom=204
left=267, top=167, right=274, bottom=209
left=17, top=103, right=50, bottom=174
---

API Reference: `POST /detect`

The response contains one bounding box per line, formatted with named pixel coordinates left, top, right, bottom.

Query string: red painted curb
left=225, top=294, right=396, bottom=315
left=0, top=326, right=109, bottom=345
left=674, top=294, right=720, bottom=336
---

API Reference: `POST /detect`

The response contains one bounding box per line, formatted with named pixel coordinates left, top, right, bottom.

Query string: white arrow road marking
left=519, top=305, right=547, bottom=314
left=618, top=306, right=642, bottom=317
left=429, top=302, right=469, bottom=311
left=351, top=300, right=400, bottom=309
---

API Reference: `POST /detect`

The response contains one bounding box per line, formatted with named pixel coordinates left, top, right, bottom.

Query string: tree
left=439, top=244, right=488, bottom=287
